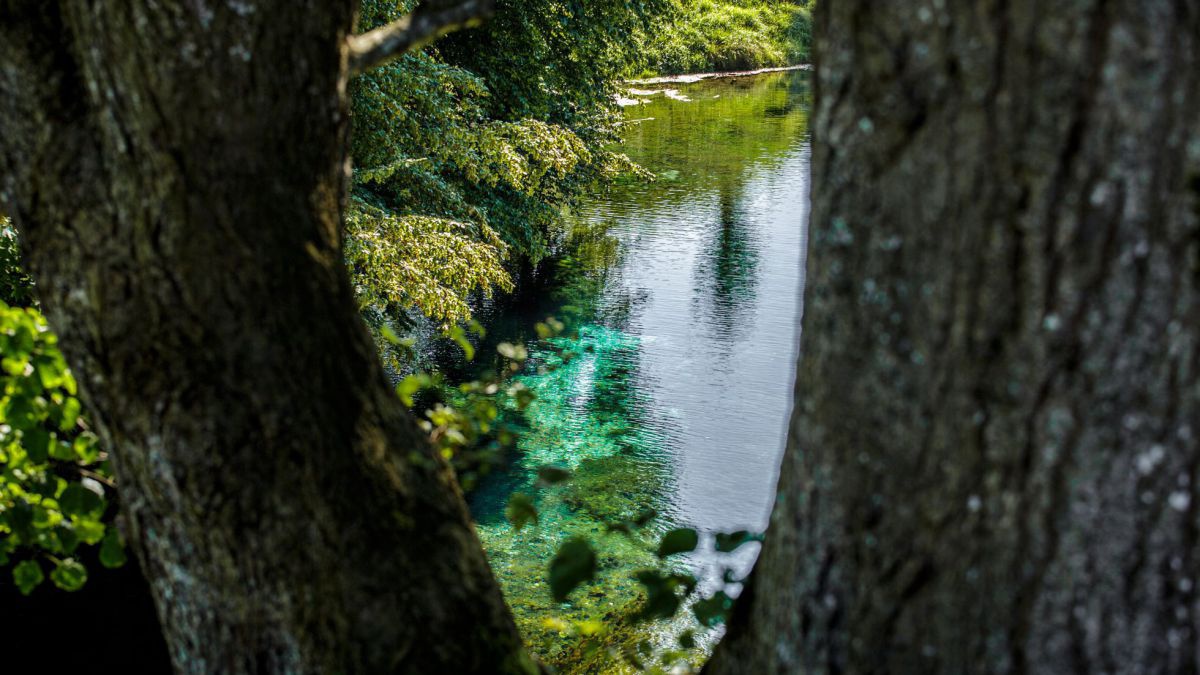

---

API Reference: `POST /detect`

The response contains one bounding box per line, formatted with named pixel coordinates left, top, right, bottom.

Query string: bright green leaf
left=49, top=558, right=87, bottom=592
left=13, top=560, right=43, bottom=595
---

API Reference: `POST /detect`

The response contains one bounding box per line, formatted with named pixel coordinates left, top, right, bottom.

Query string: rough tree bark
left=0, top=2, right=530, bottom=673
left=710, top=1, right=1200, bottom=673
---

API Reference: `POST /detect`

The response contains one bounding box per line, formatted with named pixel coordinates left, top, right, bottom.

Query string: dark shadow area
left=0, top=550, right=171, bottom=672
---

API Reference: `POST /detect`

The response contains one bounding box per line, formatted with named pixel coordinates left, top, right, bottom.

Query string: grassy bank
left=630, top=0, right=813, bottom=77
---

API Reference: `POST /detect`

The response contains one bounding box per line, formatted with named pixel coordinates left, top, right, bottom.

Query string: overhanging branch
left=347, top=0, right=495, bottom=76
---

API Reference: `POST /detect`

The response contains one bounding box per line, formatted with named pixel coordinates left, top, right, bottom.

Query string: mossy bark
left=711, top=0, right=1200, bottom=673
left=0, top=2, right=529, bottom=673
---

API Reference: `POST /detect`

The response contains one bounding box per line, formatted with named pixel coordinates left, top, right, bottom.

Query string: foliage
left=349, top=0, right=659, bottom=332
left=0, top=218, right=34, bottom=308
left=393, top=318, right=563, bottom=491
left=345, top=198, right=513, bottom=324
left=437, top=0, right=667, bottom=127
left=629, top=0, right=813, bottom=76
left=549, top=537, right=598, bottom=602
left=516, top=492, right=759, bottom=672
left=0, top=301, right=123, bottom=595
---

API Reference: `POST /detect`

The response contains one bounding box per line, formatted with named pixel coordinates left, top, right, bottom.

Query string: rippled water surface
left=464, top=70, right=811, bottom=666
left=601, top=75, right=811, bottom=533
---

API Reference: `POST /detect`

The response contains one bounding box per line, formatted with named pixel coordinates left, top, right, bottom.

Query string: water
left=602, top=74, right=811, bottom=534
left=463, top=70, right=811, bottom=667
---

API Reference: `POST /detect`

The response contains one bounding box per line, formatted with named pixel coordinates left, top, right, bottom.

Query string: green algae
left=473, top=324, right=680, bottom=671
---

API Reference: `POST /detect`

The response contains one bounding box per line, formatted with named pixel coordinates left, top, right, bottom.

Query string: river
left=454, top=69, right=811, bottom=669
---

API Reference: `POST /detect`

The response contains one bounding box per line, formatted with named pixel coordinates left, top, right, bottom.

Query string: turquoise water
left=463, top=70, right=811, bottom=668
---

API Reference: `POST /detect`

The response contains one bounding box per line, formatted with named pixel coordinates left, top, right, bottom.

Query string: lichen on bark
left=709, top=1, right=1200, bottom=673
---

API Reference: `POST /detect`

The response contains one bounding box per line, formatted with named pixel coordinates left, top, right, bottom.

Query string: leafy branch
left=348, top=0, right=496, bottom=76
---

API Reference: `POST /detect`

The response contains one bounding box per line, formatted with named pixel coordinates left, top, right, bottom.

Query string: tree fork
left=0, top=1, right=530, bottom=672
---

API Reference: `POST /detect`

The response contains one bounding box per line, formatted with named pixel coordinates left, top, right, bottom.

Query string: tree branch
left=346, top=0, right=494, bottom=76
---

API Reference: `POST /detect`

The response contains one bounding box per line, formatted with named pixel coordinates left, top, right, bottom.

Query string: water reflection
left=464, top=70, right=811, bottom=668
left=693, top=179, right=761, bottom=344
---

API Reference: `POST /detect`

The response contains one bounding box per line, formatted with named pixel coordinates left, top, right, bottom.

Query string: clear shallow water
left=462, top=71, right=811, bottom=666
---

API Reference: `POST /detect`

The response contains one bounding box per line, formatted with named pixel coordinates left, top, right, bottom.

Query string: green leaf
left=99, top=531, right=127, bottom=569
left=58, top=483, right=105, bottom=518
left=34, top=356, right=65, bottom=390
left=536, top=465, right=572, bottom=485
left=397, top=374, right=427, bottom=407
left=693, top=591, right=734, bottom=627
left=22, top=427, right=50, bottom=464
left=4, top=397, right=37, bottom=431
left=49, top=558, right=87, bottom=592
left=74, top=518, right=105, bottom=545
left=72, top=433, right=100, bottom=463
left=53, top=524, right=81, bottom=554
left=58, top=396, right=82, bottom=431
left=448, top=326, right=475, bottom=361
left=634, top=570, right=681, bottom=620
left=549, top=537, right=597, bottom=602
left=506, top=493, right=539, bottom=531
left=48, top=438, right=75, bottom=461
left=379, top=325, right=403, bottom=345
left=31, top=504, right=54, bottom=529
left=714, top=530, right=762, bottom=553
left=657, top=528, right=698, bottom=558
left=13, top=560, right=44, bottom=595
left=5, top=501, right=34, bottom=540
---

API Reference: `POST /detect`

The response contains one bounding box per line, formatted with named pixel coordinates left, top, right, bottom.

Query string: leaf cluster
left=348, top=0, right=660, bottom=334
left=0, top=302, right=124, bottom=595
left=393, top=317, right=567, bottom=491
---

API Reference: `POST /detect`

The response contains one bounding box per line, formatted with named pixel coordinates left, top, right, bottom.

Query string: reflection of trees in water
left=692, top=177, right=760, bottom=343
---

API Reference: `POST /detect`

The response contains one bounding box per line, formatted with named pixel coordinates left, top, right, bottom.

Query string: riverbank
left=627, top=0, right=812, bottom=78
left=616, top=65, right=810, bottom=107
left=629, top=64, right=810, bottom=86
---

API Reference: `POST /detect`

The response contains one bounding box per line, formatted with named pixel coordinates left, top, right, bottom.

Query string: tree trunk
left=0, top=2, right=529, bottom=673
left=710, top=1, right=1200, bottom=673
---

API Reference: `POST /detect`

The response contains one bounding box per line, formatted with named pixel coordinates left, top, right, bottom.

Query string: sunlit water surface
left=454, top=70, right=811, bottom=666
